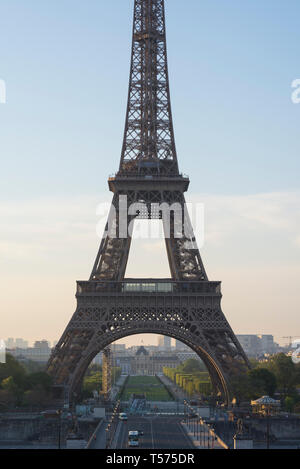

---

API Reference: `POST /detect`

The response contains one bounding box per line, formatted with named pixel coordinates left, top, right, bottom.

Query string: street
left=114, top=416, right=194, bottom=450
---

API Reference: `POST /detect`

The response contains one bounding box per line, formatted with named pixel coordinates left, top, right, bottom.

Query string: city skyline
left=2, top=333, right=292, bottom=349
left=1, top=0, right=300, bottom=345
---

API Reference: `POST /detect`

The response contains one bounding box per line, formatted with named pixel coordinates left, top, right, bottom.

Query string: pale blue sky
left=0, top=1, right=300, bottom=345
left=0, top=0, right=300, bottom=199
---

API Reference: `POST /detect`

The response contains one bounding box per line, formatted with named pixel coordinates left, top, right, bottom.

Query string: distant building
left=237, top=335, right=261, bottom=357
left=6, top=338, right=15, bottom=348
left=175, top=340, right=189, bottom=351
left=110, top=346, right=180, bottom=375
left=164, top=336, right=171, bottom=350
left=237, top=335, right=279, bottom=358
left=131, top=346, right=180, bottom=375
left=157, top=336, right=164, bottom=348
left=6, top=338, right=28, bottom=349
left=111, top=344, right=126, bottom=352
left=8, top=340, right=51, bottom=363
left=15, top=338, right=28, bottom=348
left=34, top=340, right=50, bottom=349
left=176, top=350, right=200, bottom=363
left=157, top=335, right=171, bottom=350
left=258, top=335, right=276, bottom=354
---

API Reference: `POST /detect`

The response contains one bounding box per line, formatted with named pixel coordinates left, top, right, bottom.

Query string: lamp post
left=211, top=428, right=215, bottom=449
left=266, top=409, right=271, bottom=450
left=105, top=428, right=109, bottom=449
left=108, top=424, right=112, bottom=448
left=202, top=420, right=206, bottom=448
left=207, top=424, right=211, bottom=449
left=56, top=409, right=62, bottom=449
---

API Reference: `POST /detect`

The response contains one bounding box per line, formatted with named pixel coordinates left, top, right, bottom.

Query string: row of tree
left=165, top=354, right=300, bottom=412
left=163, top=358, right=212, bottom=397
left=0, top=355, right=123, bottom=408
left=0, top=354, right=53, bottom=409
left=82, top=365, right=121, bottom=398
left=232, top=354, right=300, bottom=412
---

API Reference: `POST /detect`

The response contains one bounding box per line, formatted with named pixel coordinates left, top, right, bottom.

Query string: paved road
left=115, top=416, right=194, bottom=449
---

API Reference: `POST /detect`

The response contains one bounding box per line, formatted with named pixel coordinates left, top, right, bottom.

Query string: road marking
left=150, top=418, right=155, bottom=449
left=161, top=419, right=172, bottom=448
left=112, top=421, right=122, bottom=449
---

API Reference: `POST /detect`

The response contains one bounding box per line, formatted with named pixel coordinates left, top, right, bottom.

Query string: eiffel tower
left=47, top=0, right=249, bottom=404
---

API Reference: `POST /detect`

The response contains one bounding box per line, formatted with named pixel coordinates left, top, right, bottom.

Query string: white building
left=8, top=340, right=51, bottom=363
left=157, top=335, right=171, bottom=350
left=6, top=338, right=28, bottom=349
left=237, top=334, right=278, bottom=357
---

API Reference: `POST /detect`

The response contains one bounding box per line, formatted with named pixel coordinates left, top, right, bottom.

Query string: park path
left=159, top=374, right=187, bottom=401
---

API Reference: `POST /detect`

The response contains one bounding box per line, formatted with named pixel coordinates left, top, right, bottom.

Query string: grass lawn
left=121, top=375, right=173, bottom=401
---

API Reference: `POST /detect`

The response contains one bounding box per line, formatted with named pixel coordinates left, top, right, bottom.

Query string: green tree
left=0, top=354, right=26, bottom=388
left=284, top=396, right=295, bottom=413
left=22, top=360, right=46, bottom=374
left=294, top=402, right=300, bottom=414
left=85, top=364, right=102, bottom=377
left=180, top=359, right=205, bottom=373
left=295, top=363, right=300, bottom=386
left=231, top=373, right=252, bottom=403
left=23, top=385, right=52, bottom=408
left=267, top=354, right=296, bottom=397
left=1, top=376, right=18, bottom=393
left=248, top=368, right=277, bottom=398
left=1, top=376, right=22, bottom=406
left=25, top=372, right=53, bottom=392
left=83, top=372, right=102, bottom=397
left=112, top=367, right=121, bottom=384
left=0, top=389, right=16, bottom=409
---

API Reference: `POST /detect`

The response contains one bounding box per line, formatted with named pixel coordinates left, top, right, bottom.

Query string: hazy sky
left=0, top=0, right=300, bottom=347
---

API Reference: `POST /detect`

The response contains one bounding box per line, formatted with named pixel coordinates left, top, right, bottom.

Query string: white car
left=119, top=412, right=128, bottom=421
left=128, top=431, right=139, bottom=447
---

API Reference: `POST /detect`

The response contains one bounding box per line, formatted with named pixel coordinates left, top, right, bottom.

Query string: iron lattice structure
left=47, top=0, right=249, bottom=404
left=120, top=0, right=178, bottom=176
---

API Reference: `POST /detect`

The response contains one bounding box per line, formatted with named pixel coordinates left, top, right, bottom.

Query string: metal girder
left=47, top=280, right=250, bottom=404
left=47, top=0, right=250, bottom=405
left=90, top=189, right=207, bottom=281
left=119, top=0, right=179, bottom=176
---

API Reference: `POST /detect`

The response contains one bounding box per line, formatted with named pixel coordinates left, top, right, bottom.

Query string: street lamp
left=200, top=423, right=203, bottom=447
left=266, top=408, right=271, bottom=450
left=56, top=409, right=62, bottom=449
left=207, top=423, right=211, bottom=449
left=105, top=428, right=109, bottom=449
